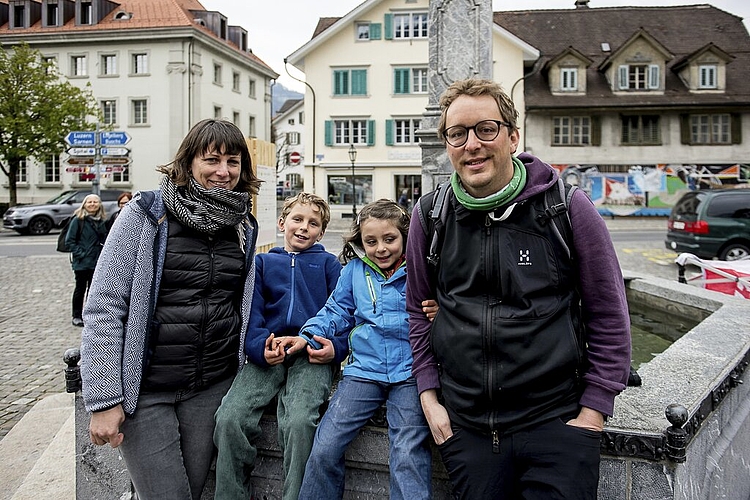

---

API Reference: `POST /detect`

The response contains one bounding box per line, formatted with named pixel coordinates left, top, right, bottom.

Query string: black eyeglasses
left=443, top=120, right=511, bottom=147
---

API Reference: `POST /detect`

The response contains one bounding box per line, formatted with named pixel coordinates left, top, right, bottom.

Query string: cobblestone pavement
left=0, top=255, right=80, bottom=440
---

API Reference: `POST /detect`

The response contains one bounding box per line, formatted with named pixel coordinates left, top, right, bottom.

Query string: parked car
left=2, top=189, right=126, bottom=235
left=665, top=188, right=750, bottom=261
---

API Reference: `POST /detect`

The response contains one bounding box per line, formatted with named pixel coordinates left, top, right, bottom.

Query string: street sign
left=101, top=157, right=131, bottom=165
left=67, top=147, right=96, bottom=156
left=289, top=151, right=301, bottom=165
left=66, top=157, right=95, bottom=165
left=100, top=131, right=131, bottom=146
left=100, top=147, right=130, bottom=156
left=65, top=131, right=96, bottom=146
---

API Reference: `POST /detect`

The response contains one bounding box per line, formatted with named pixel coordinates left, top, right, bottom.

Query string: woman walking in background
left=66, top=194, right=108, bottom=327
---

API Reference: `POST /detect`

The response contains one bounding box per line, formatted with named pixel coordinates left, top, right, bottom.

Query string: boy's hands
left=264, top=333, right=335, bottom=364
left=308, top=336, right=335, bottom=364
left=264, top=333, right=286, bottom=365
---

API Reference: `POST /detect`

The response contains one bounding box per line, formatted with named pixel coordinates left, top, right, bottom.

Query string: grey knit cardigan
left=80, top=189, right=258, bottom=415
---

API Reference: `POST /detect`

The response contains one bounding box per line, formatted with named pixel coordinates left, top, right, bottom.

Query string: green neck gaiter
left=451, top=156, right=527, bottom=211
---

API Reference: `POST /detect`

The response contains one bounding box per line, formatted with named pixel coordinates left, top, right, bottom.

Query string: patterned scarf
left=160, top=176, right=251, bottom=235
left=450, top=156, right=527, bottom=211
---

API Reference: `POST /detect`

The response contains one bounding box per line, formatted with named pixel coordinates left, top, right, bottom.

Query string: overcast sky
left=201, top=0, right=750, bottom=92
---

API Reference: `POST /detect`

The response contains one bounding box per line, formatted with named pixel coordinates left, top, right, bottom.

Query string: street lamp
left=348, top=143, right=357, bottom=217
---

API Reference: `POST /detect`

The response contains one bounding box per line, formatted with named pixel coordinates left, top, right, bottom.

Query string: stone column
left=417, top=0, right=494, bottom=193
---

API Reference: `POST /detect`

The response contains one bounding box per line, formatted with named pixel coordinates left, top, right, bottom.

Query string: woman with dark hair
left=106, top=191, right=132, bottom=230
left=66, top=194, right=108, bottom=327
left=80, top=119, right=261, bottom=500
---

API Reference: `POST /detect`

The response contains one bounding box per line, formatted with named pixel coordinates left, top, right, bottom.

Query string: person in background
left=106, top=191, right=132, bottom=231
left=80, top=119, right=261, bottom=500
left=66, top=194, right=108, bottom=327
left=398, top=189, right=409, bottom=210
left=406, top=78, right=631, bottom=499
left=296, top=199, right=433, bottom=500
left=213, top=192, right=342, bottom=500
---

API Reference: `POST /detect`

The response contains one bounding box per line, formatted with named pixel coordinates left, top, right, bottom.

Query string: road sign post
left=289, top=151, right=301, bottom=165
left=65, top=128, right=132, bottom=196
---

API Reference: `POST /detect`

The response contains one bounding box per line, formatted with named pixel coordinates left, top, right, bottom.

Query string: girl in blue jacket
left=294, top=199, right=432, bottom=500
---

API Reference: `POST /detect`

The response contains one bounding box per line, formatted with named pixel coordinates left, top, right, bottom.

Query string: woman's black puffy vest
left=431, top=192, right=584, bottom=434
left=142, top=216, right=245, bottom=392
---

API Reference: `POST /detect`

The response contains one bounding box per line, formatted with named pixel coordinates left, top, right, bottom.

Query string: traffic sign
left=289, top=151, right=301, bottom=165
left=66, top=157, right=95, bottom=165
left=100, top=147, right=130, bottom=156
left=100, top=131, right=131, bottom=146
left=67, top=147, right=96, bottom=156
left=65, top=131, right=96, bottom=146
left=101, top=157, right=131, bottom=165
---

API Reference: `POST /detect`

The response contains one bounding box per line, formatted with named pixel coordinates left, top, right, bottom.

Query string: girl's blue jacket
left=300, top=254, right=413, bottom=383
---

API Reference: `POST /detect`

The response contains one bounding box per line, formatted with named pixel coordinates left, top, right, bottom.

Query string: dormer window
left=699, top=65, right=717, bottom=89
left=12, top=4, right=25, bottom=28
left=618, top=64, right=659, bottom=90
left=561, top=68, right=578, bottom=91
left=80, top=0, right=92, bottom=24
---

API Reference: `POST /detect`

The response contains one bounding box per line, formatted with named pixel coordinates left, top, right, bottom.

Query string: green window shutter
left=370, top=23, right=382, bottom=40
left=680, top=114, right=691, bottom=144
left=591, top=116, right=601, bottom=146
left=384, top=14, right=393, bottom=40
left=367, top=120, right=375, bottom=146
left=394, top=68, right=410, bottom=94
left=325, top=120, right=333, bottom=146
left=334, top=70, right=349, bottom=95
left=731, top=114, right=742, bottom=144
left=386, top=119, right=394, bottom=146
left=352, top=70, right=367, bottom=95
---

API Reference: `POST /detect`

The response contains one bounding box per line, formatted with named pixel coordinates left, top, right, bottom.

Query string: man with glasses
left=405, top=78, right=631, bottom=499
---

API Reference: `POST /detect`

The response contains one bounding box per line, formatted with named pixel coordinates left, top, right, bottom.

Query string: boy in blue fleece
left=213, top=193, right=342, bottom=500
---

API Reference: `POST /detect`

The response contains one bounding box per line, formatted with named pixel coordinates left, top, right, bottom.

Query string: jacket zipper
left=286, top=253, right=296, bottom=326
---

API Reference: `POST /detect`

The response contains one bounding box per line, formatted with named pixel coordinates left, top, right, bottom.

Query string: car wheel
left=27, top=216, right=54, bottom=235
left=719, top=243, right=750, bottom=261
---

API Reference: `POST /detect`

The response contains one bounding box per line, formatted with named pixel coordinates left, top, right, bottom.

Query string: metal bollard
left=64, top=347, right=81, bottom=393
left=665, top=403, right=689, bottom=463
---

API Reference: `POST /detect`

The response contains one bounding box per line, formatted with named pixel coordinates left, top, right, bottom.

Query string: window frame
left=100, top=99, right=117, bottom=125
left=621, top=114, right=661, bottom=145
left=560, top=68, right=578, bottom=91
left=333, top=68, right=368, bottom=96
left=100, top=53, right=118, bottom=77
left=690, top=114, right=731, bottom=144
left=70, top=54, right=88, bottom=77
left=698, top=65, right=718, bottom=89
left=131, top=52, right=149, bottom=76
left=131, top=98, right=149, bottom=126
left=44, top=155, right=61, bottom=184
left=552, top=116, right=591, bottom=145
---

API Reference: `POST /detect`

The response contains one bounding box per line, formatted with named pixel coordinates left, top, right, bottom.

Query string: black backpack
left=56, top=217, right=83, bottom=253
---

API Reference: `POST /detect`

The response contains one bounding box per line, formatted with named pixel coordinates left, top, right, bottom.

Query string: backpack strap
left=416, top=181, right=452, bottom=268
left=541, top=177, right=578, bottom=261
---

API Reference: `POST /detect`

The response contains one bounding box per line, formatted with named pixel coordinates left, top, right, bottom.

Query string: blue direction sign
left=100, top=131, right=132, bottom=146
left=65, top=131, right=97, bottom=146
left=100, top=147, right=130, bottom=156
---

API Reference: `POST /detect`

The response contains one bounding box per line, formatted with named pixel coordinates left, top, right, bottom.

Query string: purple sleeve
left=406, top=205, right=441, bottom=395
left=569, top=190, right=631, bottom=416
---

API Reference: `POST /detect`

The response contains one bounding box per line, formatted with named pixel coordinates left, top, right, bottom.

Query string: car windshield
left=44, top=191, right=77, bottom=204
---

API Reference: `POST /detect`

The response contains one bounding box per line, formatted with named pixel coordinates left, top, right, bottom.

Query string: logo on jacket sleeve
left=518, top=249, right=532, bottom=266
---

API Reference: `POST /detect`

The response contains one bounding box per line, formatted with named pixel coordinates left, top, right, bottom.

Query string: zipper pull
left=492, top=430, right=500, bottom=454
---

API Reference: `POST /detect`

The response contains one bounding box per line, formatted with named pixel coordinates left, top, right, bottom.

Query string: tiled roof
left=276, top=98, right=303, bottom=115
left=494, top=4, right=750, bottom=108
left=312, top=17, right=339, bottom=39
left=0, top=0, right=273, bottom=71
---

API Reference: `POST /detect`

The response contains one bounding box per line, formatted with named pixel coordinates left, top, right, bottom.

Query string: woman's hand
left=89, top=404, right=125, bottom=448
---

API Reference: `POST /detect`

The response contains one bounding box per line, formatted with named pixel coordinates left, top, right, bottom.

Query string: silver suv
left=2, top=189, right=125, bottom=235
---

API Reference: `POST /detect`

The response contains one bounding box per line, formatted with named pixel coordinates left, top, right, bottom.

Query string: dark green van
left=665, top=188, right=750, bottom=261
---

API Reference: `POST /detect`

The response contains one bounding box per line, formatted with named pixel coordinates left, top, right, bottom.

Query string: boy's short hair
left=279, top=192, right=332, bottom=231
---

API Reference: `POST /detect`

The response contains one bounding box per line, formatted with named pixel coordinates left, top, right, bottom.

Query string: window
left=132, top=52, right=148, bottom=75
left=561, top=68, right=578, bottom=91
left=325, top=119, right=373, bottom=145
left=618, top=64, right=659, bottom=90
left=214, top=106, right=222, bottom=119
left=44, top=155, right=61, bottom=183
left=17, top=158, right=28, bottom=184
left=42, top=56, right=58, bottom=75
left=232, top=71, right=240, bottom=92
left=299, top=111, right=304, bottom=125
left=233, top=111, right=240, bottom=127
left=553, top=117, right=590, bottom=145
left=213, top=63, right=222, bottom=85
left=690, top=114, right=731, bottom=144
left=100, top=54, right=117, bottom=76
left=287, top=132, right=300, bottom=145
left=110, top=166, right=130, bottom=184
left=699, top=65, right=717, bottom=89
left=101, top=99, right=117, bottom=125
left=327, top=174, right=373, bottom=207
left=80, top=0, right=92, bottom=24
left=621, top=115, right=660, bottom=145
left=387, top=118, right=421, bottom=145
left=391, top=12, right=428, bottom=39
left=357, top=23, right=370, bottom=40
left=12, top=5, right=25, bottom=28
left=70, top=55, right=87, bottom=77
left=249, top=78, right=256, bottom=98
left=249, top=116, right=256, bottom=137
left=394, top=67, right=427, bottom=94
left=46, top=2, right=59, bottom=26
left=333, top=69, right=368, bottom=96
left=131, top=99, right=148, bottom=125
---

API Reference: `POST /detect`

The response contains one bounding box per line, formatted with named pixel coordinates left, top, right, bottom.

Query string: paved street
left=0, top=214, right=675, bottom=443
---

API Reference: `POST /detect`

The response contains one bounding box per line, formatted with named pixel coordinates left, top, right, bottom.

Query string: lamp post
left=348, top=143, right=357, bottom=217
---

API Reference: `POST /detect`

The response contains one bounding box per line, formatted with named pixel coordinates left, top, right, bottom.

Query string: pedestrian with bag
left=406, top=78, right=631, bottom=499
left=80, top=118, right=261, bottom=500
left=66, top=194, right=108, bottom=327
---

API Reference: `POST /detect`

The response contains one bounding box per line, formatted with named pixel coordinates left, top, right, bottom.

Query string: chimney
left=575, top=0, right=590, bottom=8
